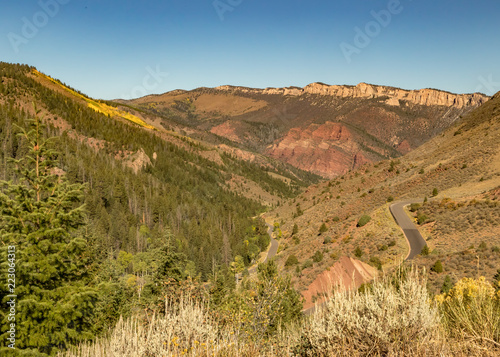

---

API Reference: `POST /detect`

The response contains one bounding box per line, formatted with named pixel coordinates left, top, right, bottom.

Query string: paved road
left=389, top=200, right=427, bottom=260
left=263, top=223, right=279, bottom=263
left=303, top=200, right=427, bottom=314
left=248, top=223, right=279, bottom=275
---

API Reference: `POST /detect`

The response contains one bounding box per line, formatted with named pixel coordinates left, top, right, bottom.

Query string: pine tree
left=0, top=112, right=96, bottom=355
left=319, top=223, right=328, bottom=234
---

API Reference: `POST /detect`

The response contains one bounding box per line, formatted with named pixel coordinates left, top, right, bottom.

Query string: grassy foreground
left=60, top=268, right=500, bottom=357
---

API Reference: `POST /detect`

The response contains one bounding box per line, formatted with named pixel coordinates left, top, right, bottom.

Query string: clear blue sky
left=1, top=0, right=499, bottom=99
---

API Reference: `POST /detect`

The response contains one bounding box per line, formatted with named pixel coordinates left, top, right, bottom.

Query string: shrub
left=330, top=251, right=340, bottom=261
left=378, top=244, right=388, bottom=251
left=431, top=260, right=444, bottom=273
left=354, top=246, right=363, bottom=258
left=357, top=215, right=371, bottom=227
left=417, top=213, right=428, bottom=225
left=301, top=259, right=313, bottom=270
left=387, top=196, right=394, bottom=202
left=319, top=223, right=328, bottom=234
left=331, top=216, right=340, bottom=222
left=369, top=256, right=382, bottom=270
left=312, top=251, right=324, bottom=263
left=441, top=275, right=453, bottom=294
left=421, top=245, right=430, bottom=256
left=388, top=239, right=396, bottom=247
left=285, top=254, right=299, bottom=267
left=409, top=203, right=421, bottom=212
left=292, top=223, right=298, bottom=235
left=436, top=277, right=500, bottom=343
left=297, top=269, right=440, bottom=355
left=494, top=269, right=500, bottom=289
left=323, top=236, right=332, bottom=244
left=432, top=188, right=439, bottom=197
left=63, top=296, right=221, bottom=356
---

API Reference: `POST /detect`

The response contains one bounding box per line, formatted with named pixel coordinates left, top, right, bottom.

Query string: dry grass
left=60, top=269, right=500, bottom=356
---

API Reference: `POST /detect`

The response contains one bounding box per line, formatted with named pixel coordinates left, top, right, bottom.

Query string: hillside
left=265, top=90, right=500, bottom=304
left=0, top=62, right=321, bottom=340
left=126, top=83, right=488, bottom=178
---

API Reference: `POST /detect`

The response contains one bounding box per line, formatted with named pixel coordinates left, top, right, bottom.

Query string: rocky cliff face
left=216, top=82, right=488, bottom=109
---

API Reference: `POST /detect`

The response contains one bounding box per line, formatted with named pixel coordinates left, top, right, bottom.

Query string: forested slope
left=0, top=63, right=311, bottom=349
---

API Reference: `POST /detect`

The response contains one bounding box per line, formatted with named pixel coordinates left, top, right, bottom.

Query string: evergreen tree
left=441, top=275, right=453, bottom=294
left=431, top=260, right=444, bottom=273
left=0, top=112, right=96, bottom=355
left=318, top=223, right=328, bottom=234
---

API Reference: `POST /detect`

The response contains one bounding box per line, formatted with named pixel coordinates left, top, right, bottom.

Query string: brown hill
left=127, top=83, right=488, bottom=178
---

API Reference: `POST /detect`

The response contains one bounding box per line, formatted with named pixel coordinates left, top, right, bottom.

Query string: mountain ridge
left=128, top=81, right=488, bottom=178
left=213, top=81, right=488, bottom=108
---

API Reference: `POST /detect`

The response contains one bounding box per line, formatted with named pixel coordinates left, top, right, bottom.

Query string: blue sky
left=1, top=0, right=499, bottom=99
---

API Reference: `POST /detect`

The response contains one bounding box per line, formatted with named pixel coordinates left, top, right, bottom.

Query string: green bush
left=441, top=275, right=453, bottom=293
left=357, top=215, right=371, bottom=227
left=431, top=260, right=443, bottom=273
left=319, top=223, right=328, bottom=234
left=432, top=188, right=438, bottom=197
left=292, top=223, right=298, bottom=235
left=323, top=236, right=332, bottom=244
left=312, top=251, right=324, bottom=263
left=409, top=203, right=421, bottom=212
left=354, top=246, right=363, bottom=258
left=417, top=213, right=428, bottom=225
left=285, top=255, right=299, bottom=267
left=421, top=245, right=430, bottom=256
left=369, top=256, right=382, bottom=270
left=387, top=196, right=394, bottom=202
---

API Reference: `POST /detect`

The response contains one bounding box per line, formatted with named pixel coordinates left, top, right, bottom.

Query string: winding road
left=242, top=200, right=424, bottom=281
left=389, top=200, right=427, bottom=260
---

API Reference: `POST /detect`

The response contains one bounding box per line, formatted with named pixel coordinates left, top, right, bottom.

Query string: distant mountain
left=126, top=82, right=488, bottom=178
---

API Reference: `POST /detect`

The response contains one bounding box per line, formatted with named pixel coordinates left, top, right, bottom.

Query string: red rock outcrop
left=266, top=122, right=369, bottom=178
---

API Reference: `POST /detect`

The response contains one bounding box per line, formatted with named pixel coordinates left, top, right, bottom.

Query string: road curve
left=389, top=200, right=427, bottom=260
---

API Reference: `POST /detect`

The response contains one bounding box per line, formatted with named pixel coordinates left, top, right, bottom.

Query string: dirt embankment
left=302, top=256, right=378, bottom=310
